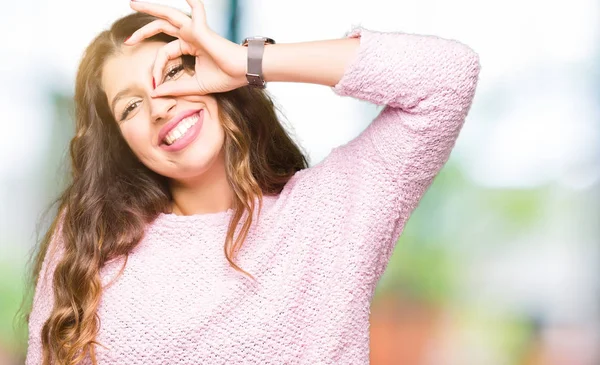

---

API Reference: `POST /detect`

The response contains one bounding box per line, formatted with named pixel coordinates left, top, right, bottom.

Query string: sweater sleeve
left=333, top=25, right=479, bottom=218
left=331, top=25, right=480, bottom=186
left=25, top=216, right=66, bottom=365
left=283, top=26, right=480, bottom=281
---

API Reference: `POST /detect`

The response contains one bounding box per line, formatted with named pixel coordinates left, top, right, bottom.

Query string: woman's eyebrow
left=111, top=86, right=134, bottom=113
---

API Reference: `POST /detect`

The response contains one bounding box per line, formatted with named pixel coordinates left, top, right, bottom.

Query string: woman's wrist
left=261, top=38, right=360, bottom=86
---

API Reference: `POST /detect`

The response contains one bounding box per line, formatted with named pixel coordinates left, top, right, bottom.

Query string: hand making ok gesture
left=125, top=0, right=248, bottom=96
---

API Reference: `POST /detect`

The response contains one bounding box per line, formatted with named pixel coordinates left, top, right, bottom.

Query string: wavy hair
left=19, top=11, right=308, bottom=365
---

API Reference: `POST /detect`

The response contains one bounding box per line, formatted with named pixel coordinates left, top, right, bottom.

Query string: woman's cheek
left=119, top=126, right=149, bottom=161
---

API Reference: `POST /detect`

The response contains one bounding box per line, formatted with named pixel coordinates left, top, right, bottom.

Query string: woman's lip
left=157, top=108, right=203, bottom=145
left=159, top=110, right=204, bottom=152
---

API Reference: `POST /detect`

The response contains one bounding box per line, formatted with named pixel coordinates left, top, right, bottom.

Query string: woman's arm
left=262, top=37, right=361, bottom=86
left=263, top=26, right=480, bottom=180
left=280, top=26, right=480, bottom=259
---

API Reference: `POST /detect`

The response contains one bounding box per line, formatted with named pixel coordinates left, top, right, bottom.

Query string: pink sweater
left=26, top=26, right=480, bottom=364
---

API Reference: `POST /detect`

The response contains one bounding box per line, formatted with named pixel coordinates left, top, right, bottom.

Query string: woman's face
left=101, top=41, right=225, bottom=182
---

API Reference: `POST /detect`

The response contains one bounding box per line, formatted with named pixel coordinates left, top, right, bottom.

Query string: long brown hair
left=19, top=12, right=308, bottom=365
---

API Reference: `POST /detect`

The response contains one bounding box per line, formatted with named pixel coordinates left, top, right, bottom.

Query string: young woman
left=23, top=0, right=480, bottom=364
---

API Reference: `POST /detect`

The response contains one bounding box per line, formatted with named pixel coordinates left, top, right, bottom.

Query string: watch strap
left=247, top=39, right=266, bottom=88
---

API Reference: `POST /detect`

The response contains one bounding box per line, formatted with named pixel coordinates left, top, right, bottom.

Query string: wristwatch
left=241, top=36, right=276, bottom=88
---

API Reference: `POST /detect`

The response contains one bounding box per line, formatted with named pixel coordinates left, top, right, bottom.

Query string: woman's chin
left=156, top=158, right=218, bottom=182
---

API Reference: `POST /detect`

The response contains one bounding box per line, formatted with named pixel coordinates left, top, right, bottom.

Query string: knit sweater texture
left=26, top=25, right=480, bottom=364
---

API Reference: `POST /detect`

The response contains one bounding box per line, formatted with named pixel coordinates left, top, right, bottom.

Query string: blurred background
left=1, top=0, right=598, bottom=364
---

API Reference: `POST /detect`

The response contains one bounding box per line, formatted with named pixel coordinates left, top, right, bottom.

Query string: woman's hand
left=125, top=0, right=248, bottom=96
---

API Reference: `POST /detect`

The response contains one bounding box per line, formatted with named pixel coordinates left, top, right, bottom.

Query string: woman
left=23, top=0, right=480, bottom=364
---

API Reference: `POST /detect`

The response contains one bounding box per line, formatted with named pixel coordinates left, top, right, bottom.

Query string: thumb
left=151, top=78, right=205, bottom=97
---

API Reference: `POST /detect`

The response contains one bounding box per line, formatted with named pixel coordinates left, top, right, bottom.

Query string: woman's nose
left=150, top=96, right=177, bottom=123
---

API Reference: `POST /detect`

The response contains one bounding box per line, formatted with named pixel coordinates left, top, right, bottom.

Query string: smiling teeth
left=164, top=113, right=200, bottom=145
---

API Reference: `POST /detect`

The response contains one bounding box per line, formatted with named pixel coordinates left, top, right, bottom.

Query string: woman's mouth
left=164, top=112, right=201, bottom=145
left=159, top=110, right=204, bottom=152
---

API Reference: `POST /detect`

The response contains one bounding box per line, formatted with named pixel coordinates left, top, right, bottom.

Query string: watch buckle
left=246, top=73, right=266, bottom=88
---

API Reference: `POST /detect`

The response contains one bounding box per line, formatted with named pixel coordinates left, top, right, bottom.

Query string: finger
left=151, top=79, right=205, bottom=97
left=130, top=1, right=191, bottom=28
left=185, top=0, right=199, bottom=9
left=152, top=39, right=188, bottom=88
left=185, top=0, right=205, bottom=11
left=124, top=19, right=179, bottom=45
left=185, top=0, right=207, bottom=24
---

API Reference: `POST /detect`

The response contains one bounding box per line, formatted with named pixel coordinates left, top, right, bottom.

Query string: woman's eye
left=120, top=100, right=139, bottom=121
left=163, top=64, right=184, bottom=83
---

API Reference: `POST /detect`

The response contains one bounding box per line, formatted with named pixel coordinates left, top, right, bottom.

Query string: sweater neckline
left=153, top=194, right=278, bottom=227
left=155, top=207, right=235, bottom=226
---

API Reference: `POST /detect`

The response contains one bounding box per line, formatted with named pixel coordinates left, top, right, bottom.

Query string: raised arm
left=278, top=26, right=480, bottom=268
left=269, top=25, right=480, bottom=215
